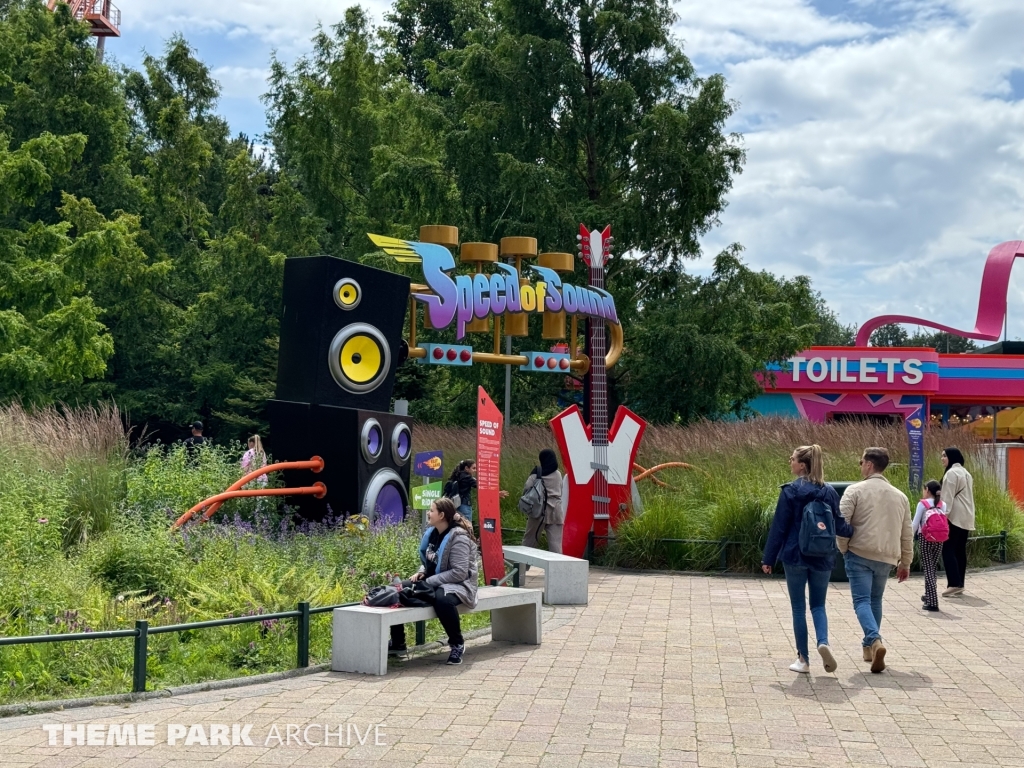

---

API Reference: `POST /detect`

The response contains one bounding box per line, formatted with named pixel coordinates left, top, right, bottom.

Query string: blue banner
left=904, top=403, right=925, bottom=495
left=414, top=450, right=444, bottom=478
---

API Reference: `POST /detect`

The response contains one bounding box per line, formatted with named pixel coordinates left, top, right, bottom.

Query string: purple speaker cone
left=397, top=430, right=410, bottom=458
left=366, top=425, right=382, bottom=455
left=374, top=484, right=405, bottom=526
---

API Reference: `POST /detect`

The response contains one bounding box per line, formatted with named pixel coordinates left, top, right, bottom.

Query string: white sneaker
left=818, top=644, right=837, bottom=673
left=789, top=658, right=810, bottom=673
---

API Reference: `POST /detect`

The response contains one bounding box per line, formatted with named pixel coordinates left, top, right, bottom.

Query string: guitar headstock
left=577, top=225, right=613, bottom=268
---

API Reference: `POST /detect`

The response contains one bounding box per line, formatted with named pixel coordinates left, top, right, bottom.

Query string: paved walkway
left=3, top=566, right=1024, bottom=767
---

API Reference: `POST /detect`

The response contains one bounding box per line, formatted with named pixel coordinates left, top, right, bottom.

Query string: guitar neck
left=588, top=263, right=607, bottom=447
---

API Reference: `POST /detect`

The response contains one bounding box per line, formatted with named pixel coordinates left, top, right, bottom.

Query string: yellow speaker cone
left=328, top=323, right=392, bottom=393
left=333, top=278, right=362, bottom=310
left=340, top=333, right=383, bottom=384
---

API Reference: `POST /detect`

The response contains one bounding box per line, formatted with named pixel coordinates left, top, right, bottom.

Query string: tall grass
left=418, top=418, right=1024, bottom=569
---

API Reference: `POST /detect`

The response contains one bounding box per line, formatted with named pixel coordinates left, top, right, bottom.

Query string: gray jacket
left=524, top=470, right=564, bottom=525
left=422, top=526, right=479, bottom=608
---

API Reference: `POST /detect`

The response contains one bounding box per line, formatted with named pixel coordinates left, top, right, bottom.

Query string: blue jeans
left=784, top=565, right=831, bottom=660
left=457, top=504, right=473, bottom=523
left=844, top=551, right=892, bottom=647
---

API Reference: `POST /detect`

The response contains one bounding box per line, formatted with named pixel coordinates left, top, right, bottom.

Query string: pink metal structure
left=856, top=240, right=1024, bottom=347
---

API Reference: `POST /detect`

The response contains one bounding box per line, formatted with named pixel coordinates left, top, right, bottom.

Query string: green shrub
left=62, top=453, right=127, bottom=550
left=84, top=525, right=186, bottom=598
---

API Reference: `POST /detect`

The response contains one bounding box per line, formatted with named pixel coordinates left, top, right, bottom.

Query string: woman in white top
left=940, top=448, right=975, bottom=597
left=241, top=435, right=268, bottom=487
left=913, top=480, right=947, bottom=612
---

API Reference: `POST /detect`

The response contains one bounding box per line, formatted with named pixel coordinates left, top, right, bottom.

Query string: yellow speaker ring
left=333, top=278, right=362, bottom=310
left=328, top=323, right=391, bottom=393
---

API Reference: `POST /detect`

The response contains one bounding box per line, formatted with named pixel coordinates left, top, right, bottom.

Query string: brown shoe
left=862, top=646, right=872, bottom=663
left=870, top=640, right=886, bottom=673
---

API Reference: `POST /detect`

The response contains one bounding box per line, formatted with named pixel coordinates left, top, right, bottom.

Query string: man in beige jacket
left=838, top=447, right=913, bottom=673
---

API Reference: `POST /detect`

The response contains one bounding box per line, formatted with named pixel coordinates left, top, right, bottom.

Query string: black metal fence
left=0, top=601, right=376, bottom=694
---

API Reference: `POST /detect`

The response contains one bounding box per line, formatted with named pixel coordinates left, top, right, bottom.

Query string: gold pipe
left=473, top=352, right=529, bottom=366
left=606, top=321, right=623, bottom=369
left=404, top=320, right=621, bottom=370
left=411, top=283, right=432, bottom=294
left=492, top=314, right=501, bottom=355
left=409, top=296, right=417, bottom=350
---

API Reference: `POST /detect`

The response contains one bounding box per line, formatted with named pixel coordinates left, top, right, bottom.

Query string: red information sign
left=476, top=386, right=505, bottom=585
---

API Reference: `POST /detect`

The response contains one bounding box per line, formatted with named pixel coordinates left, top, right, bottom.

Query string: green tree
left=868, top=323, right=910, bottom=348
left=907, top=330, right=977, bottom=353
left=266, top=8, right=455, bottom=258
left=436, top=0, right=744, bottom=268
left=0, top=0, right=136, bottom=220
left=622, top=249, right=818, bottom=424
left=813, top=297, right=855, bottom=346
left=0, top=127, right=114, bottom=403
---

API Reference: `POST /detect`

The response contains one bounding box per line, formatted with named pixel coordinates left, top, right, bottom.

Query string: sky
left=105, top=0, right=1024, bottom=340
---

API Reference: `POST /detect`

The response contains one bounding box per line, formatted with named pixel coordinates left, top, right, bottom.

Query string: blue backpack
left=799, top=498, right=836, bottom=557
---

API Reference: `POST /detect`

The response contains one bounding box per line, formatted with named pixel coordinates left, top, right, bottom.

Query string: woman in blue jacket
left=761, top=444, right=852, bottom=675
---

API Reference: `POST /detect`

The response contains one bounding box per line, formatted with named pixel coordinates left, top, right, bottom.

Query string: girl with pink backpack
left=913, top=480, right=950, bottom=612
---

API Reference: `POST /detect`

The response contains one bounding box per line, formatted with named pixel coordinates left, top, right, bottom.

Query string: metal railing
left=0, top=601, right=363, bottom=694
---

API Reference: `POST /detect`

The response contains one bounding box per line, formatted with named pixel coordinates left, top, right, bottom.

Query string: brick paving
left=2, top=565, right=1023, bottom=767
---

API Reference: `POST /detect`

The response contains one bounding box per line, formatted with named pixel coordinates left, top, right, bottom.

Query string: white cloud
left=688, top=0, right=1024, bottom=337
left=212, top=66, right=270, bottom=100
left=122, top=0, right=393, bottom=55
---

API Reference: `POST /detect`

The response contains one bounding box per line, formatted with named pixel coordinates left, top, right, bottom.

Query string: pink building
left=753, top=343, right=1024, bottom=428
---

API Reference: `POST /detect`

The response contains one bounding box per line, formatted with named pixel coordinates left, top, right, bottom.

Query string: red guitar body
left=550, top=405, right=647, bottom=558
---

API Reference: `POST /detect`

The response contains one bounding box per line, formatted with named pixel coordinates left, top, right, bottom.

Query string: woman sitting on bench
left=390, top=498, right=478, bottom=665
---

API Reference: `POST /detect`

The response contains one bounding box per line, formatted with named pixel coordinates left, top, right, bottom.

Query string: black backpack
left=799, top=497, right=836, bottom=557
left=443, top=479, right=461, bottom=507
left=363, top=585, right=400, bottom=607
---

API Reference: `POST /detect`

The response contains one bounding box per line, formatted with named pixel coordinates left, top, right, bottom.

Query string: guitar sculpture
left=549, top=225, right=647, bottom=558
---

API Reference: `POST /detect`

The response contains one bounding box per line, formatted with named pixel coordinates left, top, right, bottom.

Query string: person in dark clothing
left=446, top=459, right=478, bottom=523
left=389, top=498, right=478, bottom=665
left=762, top=444, right=853, bottom=675
left=183, top=421, right=207, bottom=457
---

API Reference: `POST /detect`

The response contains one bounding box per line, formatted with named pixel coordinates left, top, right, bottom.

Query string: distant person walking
left=520, top=449, right=565, bottom=554
left=242, top=435, right=268, bottom=487
left=183, top=421, right=207, bottom=459
left=913, top=480, right=949, bottom=612
left=940, top=448, right=975, bottom=597
left=761, top=445, right=853, bottom=674
left=838, top=447, right=913, bottom=673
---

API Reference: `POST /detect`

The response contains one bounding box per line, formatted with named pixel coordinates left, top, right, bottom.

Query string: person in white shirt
left=912, top=480, right=947, bottom=612
left=940, top=448, right=975, bottom=597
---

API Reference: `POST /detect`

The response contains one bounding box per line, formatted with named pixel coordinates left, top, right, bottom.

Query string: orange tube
left=172, top=483, right=327, bottom=530
left=172, top=456, right=324, bottom=529
left=632, top=462, right=705, bottom=483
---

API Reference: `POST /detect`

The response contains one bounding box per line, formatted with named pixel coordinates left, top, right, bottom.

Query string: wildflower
left=37, top=518, right=48, bottom=524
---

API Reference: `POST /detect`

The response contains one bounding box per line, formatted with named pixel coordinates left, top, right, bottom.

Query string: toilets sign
left=767, top=349, right=940, bottom=393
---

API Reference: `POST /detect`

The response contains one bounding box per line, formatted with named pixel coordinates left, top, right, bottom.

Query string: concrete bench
left=502, top=545, right=589, bottom=605
left=331, top=586, right=542, bottom=675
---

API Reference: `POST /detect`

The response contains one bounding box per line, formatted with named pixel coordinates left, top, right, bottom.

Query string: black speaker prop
left=270, top=255, right=412, bottom=523
left=275, top=256, right=410, bottom=412
left=268, top=401, right=412, bottom=523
